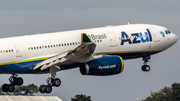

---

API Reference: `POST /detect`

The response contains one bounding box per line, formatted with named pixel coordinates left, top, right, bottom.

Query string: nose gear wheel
left=142, top=55, right=151, bottom=72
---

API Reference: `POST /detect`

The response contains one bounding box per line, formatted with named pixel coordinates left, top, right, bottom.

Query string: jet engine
left=80, top=56, right=124, bottom=76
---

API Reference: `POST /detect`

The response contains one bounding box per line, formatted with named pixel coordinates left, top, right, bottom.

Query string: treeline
left=143, top=82, right=180, bottom=101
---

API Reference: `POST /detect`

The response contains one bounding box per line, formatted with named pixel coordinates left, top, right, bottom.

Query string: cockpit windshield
left=165, top=30, right=171, bottom=34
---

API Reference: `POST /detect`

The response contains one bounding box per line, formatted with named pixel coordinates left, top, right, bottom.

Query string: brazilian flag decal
left=87, top=35, right=91, bottom=40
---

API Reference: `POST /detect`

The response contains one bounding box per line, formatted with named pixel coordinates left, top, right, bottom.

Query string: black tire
left=39, top=85, right=46, bottom=93
left=46, top=85, right=52, bottom=94
left=7, top=84, right=15, bottom=92
left=53, top=78, right=61, bottom=87
left=142, top=65, right=150, bottom=72
left=16, top=77, right=23, bottom=85
left=2, top=84, right=8, bottom=92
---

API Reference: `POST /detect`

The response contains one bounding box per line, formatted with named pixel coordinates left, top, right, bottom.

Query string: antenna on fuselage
left=127, top=22, right=130, bottom=25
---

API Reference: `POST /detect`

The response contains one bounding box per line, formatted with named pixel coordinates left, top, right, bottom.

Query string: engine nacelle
left=80, top=56, right=124, bottom=76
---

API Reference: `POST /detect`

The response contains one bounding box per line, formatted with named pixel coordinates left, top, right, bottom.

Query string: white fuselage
left=0, top=24, right=178, bottom=74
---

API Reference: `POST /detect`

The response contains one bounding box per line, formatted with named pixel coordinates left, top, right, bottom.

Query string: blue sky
left=0, top=0, right=180, bottom=101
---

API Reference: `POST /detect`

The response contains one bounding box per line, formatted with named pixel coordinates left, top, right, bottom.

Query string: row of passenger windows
left=28, top=42, right=81, bottom=50
left=93, top=40, right=102, bottom=43
left=0, top=40, right=103, bottom=53
left=0, top=49, right=14, bottom=53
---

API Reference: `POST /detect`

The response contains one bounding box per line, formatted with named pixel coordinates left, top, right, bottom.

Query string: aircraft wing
left=34, top=34, right=96, bottom=70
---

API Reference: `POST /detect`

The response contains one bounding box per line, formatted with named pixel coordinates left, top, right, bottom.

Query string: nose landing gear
left=142, top=55, right=151, bottom=72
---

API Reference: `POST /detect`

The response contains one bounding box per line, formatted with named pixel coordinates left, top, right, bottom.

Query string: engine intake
left=80, top=56, right=124, bottom=76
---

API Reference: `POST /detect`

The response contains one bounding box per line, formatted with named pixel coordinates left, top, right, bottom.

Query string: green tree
left=0, top=87, right=6, bottom=95
left=71, top=94, right=92, bottom=101
left=0, top=83, right=39, bottom=96
left=171, top=83, right=180, bottom=100
left=143, top=82, right=180, bottom=101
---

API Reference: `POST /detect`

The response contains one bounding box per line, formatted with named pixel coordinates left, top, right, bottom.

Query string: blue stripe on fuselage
left=0, top=51, right=160, bottom=74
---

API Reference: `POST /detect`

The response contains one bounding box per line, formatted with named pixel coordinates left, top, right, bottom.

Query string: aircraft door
left=150, top=28, right=160, bottom=42
left=107, top=33, right=117, bottom=47
left=15, top=45, right=22, bottom=57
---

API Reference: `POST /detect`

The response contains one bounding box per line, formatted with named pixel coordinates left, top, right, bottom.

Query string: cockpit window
left=165, top=30, right=171, bottom=34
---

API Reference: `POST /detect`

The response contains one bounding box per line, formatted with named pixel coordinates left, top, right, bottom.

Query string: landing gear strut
left=142, top=55, right=151, bottom=72
left=2, top=74, right=23, bottom=92
left=39, top=66, right=61, bottom=94
left=39, top=75, right=61, bottom=94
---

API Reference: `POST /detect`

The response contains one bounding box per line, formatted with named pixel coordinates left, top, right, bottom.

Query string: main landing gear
left=39, top=66, right=61, bottom=94
left=142, top=55, right=151, bottom=72
left=2, top=74, right=23, bottom=92
left=39, top=75, right=61, bottom=94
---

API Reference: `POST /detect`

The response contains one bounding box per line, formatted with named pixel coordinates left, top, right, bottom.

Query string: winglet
left=81, top=33, right=91, bottom=43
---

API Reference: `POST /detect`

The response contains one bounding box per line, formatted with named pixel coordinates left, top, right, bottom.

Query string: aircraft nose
left=170, top=33, right=178, bottom=45
left=172, top=33, right=178, bottom=43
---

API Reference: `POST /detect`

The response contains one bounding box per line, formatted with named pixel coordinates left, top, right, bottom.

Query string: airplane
left=0, top=23, right=178, bottom=94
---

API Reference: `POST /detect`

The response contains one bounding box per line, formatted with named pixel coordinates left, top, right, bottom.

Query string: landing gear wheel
left=2, top=84, right=8, bottom=92
left=39, top=85, right=52, bottom=94
left=41, top=71, right=62, bottom=94
left=39, top=85, right=46, bottom=93
left=9, top=74, right=24, bottom=85
left=7, top=84, right=15, bottom=92
left=15, top=77, right=23, bottom=85
left=142, top=65, right=150, bottom=72
left=53, top=78, right=61, bottom=87
left=2, top=74, right=24, bottom=93
left=46, top=85, right=52, bottom=94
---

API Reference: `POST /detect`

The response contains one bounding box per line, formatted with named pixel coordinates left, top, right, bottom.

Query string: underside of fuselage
left=0, top=51, right=160, bottom=74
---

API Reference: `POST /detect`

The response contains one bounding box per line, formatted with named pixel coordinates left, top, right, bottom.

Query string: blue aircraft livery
left=121, top=29, right=152, bottom=45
